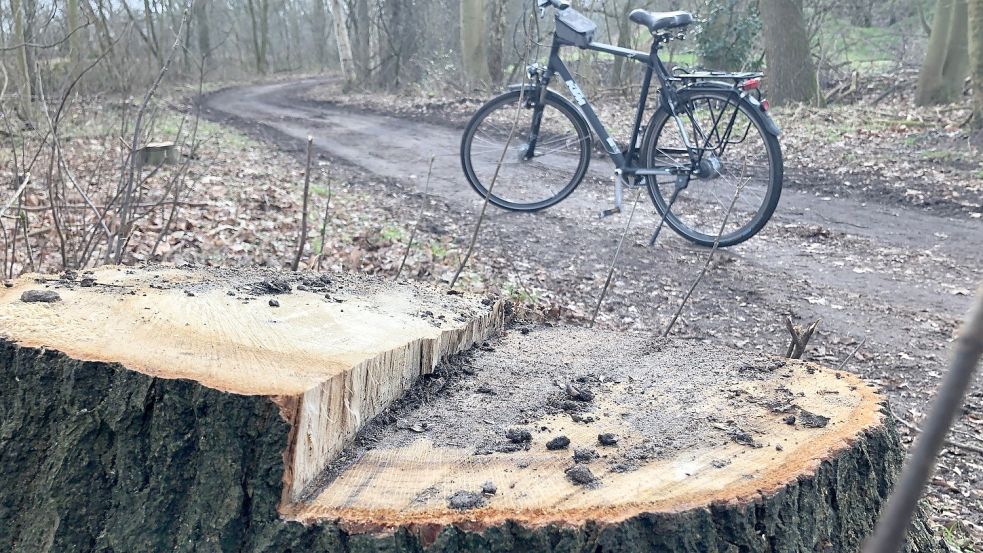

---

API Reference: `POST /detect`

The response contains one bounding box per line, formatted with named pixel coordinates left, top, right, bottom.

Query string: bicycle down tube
left=529, top=37, right=693, bottom=178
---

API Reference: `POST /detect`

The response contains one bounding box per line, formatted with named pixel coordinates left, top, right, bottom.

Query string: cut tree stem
left=292, top=136, right=314, bottom=271
left=395, top=155, right=435, bottom=281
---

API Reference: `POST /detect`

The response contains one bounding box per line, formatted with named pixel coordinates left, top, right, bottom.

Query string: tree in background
left=246, top=0, right=271, bottom=74
left=328, top=0, right=355, bottom=81
left=696, top=0, right=762, bottom=71
left=916, top=0, right=970, bottom=105
left=487, top=2, right=505, bottom=85
left=10, top=0, right=36, bottom=113
left=970, top=0, right=983, bottom=127
left=461, top=0, right=490, bottom=84
left=759, top=0, right=821, bottom=105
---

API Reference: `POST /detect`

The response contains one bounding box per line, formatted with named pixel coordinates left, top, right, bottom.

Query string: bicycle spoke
left=647, top=90, right=778, bottom=244
left=465, top=94, right=587, bottom=209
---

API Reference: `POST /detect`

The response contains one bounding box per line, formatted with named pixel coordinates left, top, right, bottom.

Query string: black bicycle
left=460, top=0, right=783, bottom=247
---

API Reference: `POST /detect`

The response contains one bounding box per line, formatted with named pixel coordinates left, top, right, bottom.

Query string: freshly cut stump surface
left=0, top=271, right=939, bottom=552
left=0, top=266, right=503, bottom=505
left=294, top=326, right=938, bottom=551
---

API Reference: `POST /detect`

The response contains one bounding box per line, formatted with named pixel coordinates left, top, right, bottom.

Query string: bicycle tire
left=460, top=89, right=592, bottom=212
left=641, top=88, right=783, bottom=247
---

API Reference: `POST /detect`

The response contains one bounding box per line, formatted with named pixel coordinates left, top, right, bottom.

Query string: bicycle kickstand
left=599, top=174, right=626, bottom=218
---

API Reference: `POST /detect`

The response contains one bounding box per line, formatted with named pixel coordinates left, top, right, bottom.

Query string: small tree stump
left=135, top=141, right=178, bottom=166
left=0, top=269, right=939, bottom=552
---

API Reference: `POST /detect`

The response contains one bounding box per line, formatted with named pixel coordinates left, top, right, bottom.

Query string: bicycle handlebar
left=537, top=0, right=570, bottom=10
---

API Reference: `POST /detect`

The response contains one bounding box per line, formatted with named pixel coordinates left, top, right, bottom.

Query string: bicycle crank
left=599, top=174, right=629, bottom=218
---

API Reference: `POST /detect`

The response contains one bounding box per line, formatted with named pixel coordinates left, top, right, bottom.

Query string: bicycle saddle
left=628, top=9, right=693, bottom=33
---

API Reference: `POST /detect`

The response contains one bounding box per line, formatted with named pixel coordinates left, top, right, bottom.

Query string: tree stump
left=0, top=269, right=940, bottom=552
left=135, top=141, right=178, bottom=166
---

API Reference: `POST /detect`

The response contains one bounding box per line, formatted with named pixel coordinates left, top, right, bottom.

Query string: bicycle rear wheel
left=642, top=88, right=783, bottom=247
left=460, top=89, right=591, bottom=212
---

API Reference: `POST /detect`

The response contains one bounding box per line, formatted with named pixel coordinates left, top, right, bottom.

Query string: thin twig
left=315, top=179, right=333, bottom=272
left=864, top=285, right=983, bottom=553
left=150, top=54, right=207, bottom=259
left=663, top=178, right=748, bottom=337
left=836, top=337, right=867, bottom=370
left=590, top=189, right=642, bottom=327
left=115, top=5, right=192, bottom=264
left=292, top=136, right=314, bottom=271
left=449, top=11, right=533, bottom=291
left=395, top=156, right=435, bottom=281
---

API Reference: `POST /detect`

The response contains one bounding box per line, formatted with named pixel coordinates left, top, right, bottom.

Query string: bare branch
left=0, top=21, right=92, bottom=52
left=395, top=155, right=435, bottom=281
left=449, top=13, right=533, bottom=291
left=292, top=137, right=315, bottom=271
left=590, top=189, right=642, bottom=327
left=864, top=285, right=983, bottom=553
left=663, top=177, right=748, bottom=337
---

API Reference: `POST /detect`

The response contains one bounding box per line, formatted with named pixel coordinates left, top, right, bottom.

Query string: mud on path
left=203, top=78, right=983, bottom=536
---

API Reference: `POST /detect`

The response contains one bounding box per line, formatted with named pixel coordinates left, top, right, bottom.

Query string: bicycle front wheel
left=460, top=89, right=591, bottom=212
left=642, top=88, right=783, bottom=247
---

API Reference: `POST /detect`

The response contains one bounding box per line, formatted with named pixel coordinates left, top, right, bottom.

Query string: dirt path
left=204, top=78, right=983, bottom=534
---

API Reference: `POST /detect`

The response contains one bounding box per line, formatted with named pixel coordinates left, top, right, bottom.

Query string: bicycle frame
left=527, top=31, right=741, bottom=180
left=544, top=39, right=674, bottom=176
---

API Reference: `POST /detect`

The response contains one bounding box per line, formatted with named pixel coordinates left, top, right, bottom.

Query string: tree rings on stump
left=0, top=270, right=939, bottom=551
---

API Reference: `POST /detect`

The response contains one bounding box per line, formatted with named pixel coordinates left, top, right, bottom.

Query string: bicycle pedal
left=599, top=207, right=622, bottom=218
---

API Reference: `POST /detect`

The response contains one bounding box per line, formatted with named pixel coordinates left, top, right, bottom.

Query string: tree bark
left=312, top=0, right=328, bottom=71
left=10, top=0, right=32, bottom=113
left=351, top=0, right=371, bottom=78
left=246, top=0, right=269, bottom=74
left=918, top=0, right=956, bottom=105
left=486, top=1, right=505, bottom=85
left=0, top=336, right=942, bottom=553
left=970, top=0, right=983, bottom=127
left=941, top=0, right=970, bottom=99
left=66, top=0, right=82, bottom=64
left=758, top=0, right=822, bottom=106
left=194, top=0, right=211, bottom=66
left=460, top=0, right=490, bottom=84
left=143, top=0, right=163, bottom=67
left=328, top=0, right=355, bottom=82
left=917, top=0, right=971, bottom=105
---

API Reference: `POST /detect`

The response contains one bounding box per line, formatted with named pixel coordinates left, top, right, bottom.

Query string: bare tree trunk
left=758, top=0, right=821, bottom=106
left=460, top=0, right=490, bottom=84
left=195, top=1, right=211, bottom=66
left=970, top=0, right=983, bottom=127
left=11, top=0, right=32, bottom=113
left=918, top=0, right=956, bottom=105
left=143, top=0, right=163, bottom=67
left=610, top=2, right=632, bottom=89
left=486, top=1, right=504, bottom=85
left=312, top=0, right=328, bottom=70
left=260, top=0, right=270, bottom=72
left=246, top=0, right=269, bottom=74
left=67, top=0, right=82, bottom=63
left=351, top=0, right=370, bottom=78
left=376, top=0, right=404, bottom=89
left=917, top=0, right=971, bottom=105
left=941, top=0, right=970, bottom=99
left=328, top=0, right=355, bottom=81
